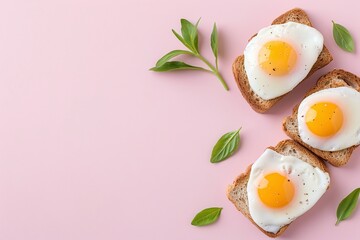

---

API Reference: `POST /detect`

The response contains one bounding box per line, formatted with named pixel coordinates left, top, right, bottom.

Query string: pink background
left=0, top=0, right=359, bottom=239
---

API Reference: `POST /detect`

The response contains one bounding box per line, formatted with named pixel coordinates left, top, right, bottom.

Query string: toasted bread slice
left=283, top=69, right=360, bottom=166
left=227, top=139, right=328, bottom=238
left=232, top=8, right=333, bottom=113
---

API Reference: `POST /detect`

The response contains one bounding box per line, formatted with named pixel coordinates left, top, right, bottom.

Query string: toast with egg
left=227, top=139, right=329, bottom=238
left=283, top=69, right=360, bottom=166
left=232, top=8, right=333, bottom=113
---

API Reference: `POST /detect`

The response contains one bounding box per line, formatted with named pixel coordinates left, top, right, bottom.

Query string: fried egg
left=297, top=87, right=360, bottom=151
left=244, top=22, right=324, bottom=100
left=247, top=149, right=330, bottom=233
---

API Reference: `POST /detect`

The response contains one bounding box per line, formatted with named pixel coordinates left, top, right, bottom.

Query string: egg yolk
left=305, top=102, right=343, bottom=137
left=258, top=172, right=295, bottom=208
left=258, top=41, right=297, bottom=76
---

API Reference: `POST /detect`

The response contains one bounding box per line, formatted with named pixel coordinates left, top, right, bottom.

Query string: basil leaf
left=336, top=188, right=360, bottom=225
left=332, top=21, right=355, bottom=52
left=210, top=128, right=241, bottom=163
left=210, top=23, right=218, bottom=68
left=150, top=61, right=204, bottom=72
left=180, top=18, right=200, bottom=53
left=155, top=50, right=193, bottom=67
left=172, top=29, right=194, bottom=52
left=191, top=207, right=222, bottom=226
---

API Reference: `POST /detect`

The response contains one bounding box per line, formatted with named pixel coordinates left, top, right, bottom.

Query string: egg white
left=297, top=86, right=360, bottom=151
left=244, top=22, right=324, bottom=100
left=247, top=149, right=330, bottom=233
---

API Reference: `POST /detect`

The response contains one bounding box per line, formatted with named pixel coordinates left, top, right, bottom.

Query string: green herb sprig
left=336, top=188, right=360, bottom=225
left=332, top=20, right=355, bottom=52
left=191, top=207, right=222, bottom=226
left=150, top=19, right=229, bottom=91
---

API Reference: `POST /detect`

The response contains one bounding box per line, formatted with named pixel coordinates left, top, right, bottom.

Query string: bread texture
left=283, top=69, right=360, bottom=166
left=232, top=8, right=333, bottom=113
left=227, top=139, right=328, bottom=238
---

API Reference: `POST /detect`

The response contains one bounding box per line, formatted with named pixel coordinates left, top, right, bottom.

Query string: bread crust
left=227, top=139, right=329, bottom=238
left=283, top=69, right=360, bottom=166
left=232, top=8, right=333, bottom=113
